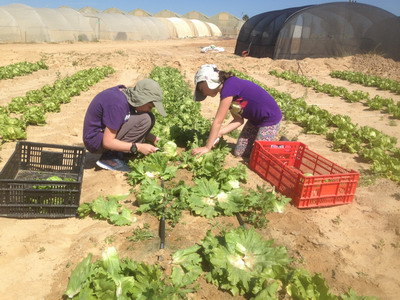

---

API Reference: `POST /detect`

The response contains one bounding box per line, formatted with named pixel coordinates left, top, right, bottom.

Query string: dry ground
left=0, top=38, right=399, bottom=300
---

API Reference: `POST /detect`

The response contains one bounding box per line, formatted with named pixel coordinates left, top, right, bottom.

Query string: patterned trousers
left=234, top=121, right=280, bottom=157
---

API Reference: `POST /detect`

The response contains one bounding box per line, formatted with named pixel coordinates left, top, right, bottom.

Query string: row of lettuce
left=0, top=60, right=115, bottom=143
left=69, top=66, right=378, bottom=299
left=66, top=229, right=371, bottom=300
left=266, top=70, right=400, bottom=182
left=329, top=70, right=400, bottom=95
left=0, top=60, right=48, bottom=80
left=270, top=70, right=400, bottom=119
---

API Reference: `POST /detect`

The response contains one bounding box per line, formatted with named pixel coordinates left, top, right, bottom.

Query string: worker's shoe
left=96, top=151, right=130, bottom=172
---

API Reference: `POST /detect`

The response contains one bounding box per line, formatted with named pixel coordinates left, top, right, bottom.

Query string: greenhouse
left=153, top=9, right=181, bottom=18
left=78, top=6, right=99, bottom=14
left=0, top=4, right=95, bottom=42
left=235, top=2, right=400, bottom=61
left=0, top=3, right=221, bottom=43
left=183, top=11, right=210, bottom=22
left=129, top=8, right=152, bottom=17
left=209, top=12, right=244, bottom=38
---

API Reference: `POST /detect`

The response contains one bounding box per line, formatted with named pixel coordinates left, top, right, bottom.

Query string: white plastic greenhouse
left=0, top=4, right=222, bottom=43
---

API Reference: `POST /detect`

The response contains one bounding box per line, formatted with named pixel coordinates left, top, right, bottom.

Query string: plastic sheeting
left=235, top=6, right=310, bottom=58
left=183, top=11, right=242, bottom=36
left=189, top=19, right=210, bottom=37
left=0, top=7, right=21, bottom=42
left=364, top=16, right=400, bottom=61
left=235, top=2, right=399, bottom=61
left=0, top=4, right=222, bottom=43
left=275, top=3, right=398, bottom=59
left=58, top=8, right=95, bottom=41
left=206, top=22, right=223, bottom=37
left=210, top=12, right=244, bottom=38
left=167, top=17, right=194, bottom=38
left=129, top=9, right=151, bottom=17
left=1, top=4, right=50, bottom=42
left=183, top=11, right=209, bottom=22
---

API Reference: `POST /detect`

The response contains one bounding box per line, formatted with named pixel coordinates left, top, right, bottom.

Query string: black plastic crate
left=0, top=141, right=86, bottom=218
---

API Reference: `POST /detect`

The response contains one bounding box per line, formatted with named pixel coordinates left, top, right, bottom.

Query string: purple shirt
left=220, top=77, right=282, bottom=127
left=83, top=85, right=129, bottom=153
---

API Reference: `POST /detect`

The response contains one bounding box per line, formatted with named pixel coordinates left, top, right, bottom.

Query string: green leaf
left=217, top=190, right=245, bottom=215
left=171, top=245, right=202, bottom=287
left=65, top=254, right=93, bottom=298
left=286, top=269, right=337, bottom=300
left=77, top=195, right=133, bottom=226
left=77, top=203, right=92, bottom=218
left=92, top=269, right=116, bottom=299
left=101, top=247, right=121, bottom=277
left=109, top=207, right=133, bottom=226
left=340, top=288, right=379, bottom=300
left=252, top=280, right=282, bottom=300
left=92, top=197, right=119, bottom=219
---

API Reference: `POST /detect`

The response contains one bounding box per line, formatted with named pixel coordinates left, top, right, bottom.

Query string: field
left=0, top=37, right=399, bottom=300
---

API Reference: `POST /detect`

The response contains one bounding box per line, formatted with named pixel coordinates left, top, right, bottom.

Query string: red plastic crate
left=249, top=141, right=359, bottom=208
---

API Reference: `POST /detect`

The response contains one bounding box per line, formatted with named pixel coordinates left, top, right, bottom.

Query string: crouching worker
left=83, top=79, right=166, bottom=172
left=192, top=64, right=282, bottom=158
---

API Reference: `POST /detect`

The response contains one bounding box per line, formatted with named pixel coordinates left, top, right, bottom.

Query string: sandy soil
left=0, top=38, right=399, bottom=300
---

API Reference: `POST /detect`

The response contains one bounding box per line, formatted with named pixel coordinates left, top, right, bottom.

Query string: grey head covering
left=122, top=79, right=166, bottom=117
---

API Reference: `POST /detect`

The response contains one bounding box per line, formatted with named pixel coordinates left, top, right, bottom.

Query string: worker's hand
left=192, top=146, right=210, bottom=156
left=153, top=136, right=161, bottom=145
left=137, top=143, right=159, bottom=155
left=146, top=133, right=160, bottom=145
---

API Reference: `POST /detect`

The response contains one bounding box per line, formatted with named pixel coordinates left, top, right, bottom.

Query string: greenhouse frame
left=0, top=4, right=222, bottom=43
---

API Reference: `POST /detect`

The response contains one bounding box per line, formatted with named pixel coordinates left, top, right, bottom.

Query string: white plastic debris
left=201, top=45, right=225, bottom=53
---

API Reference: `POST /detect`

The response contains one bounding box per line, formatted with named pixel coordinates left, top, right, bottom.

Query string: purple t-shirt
left=83, top=85, right=129, bottom=153
left=220, top=77, right=282, bottom=127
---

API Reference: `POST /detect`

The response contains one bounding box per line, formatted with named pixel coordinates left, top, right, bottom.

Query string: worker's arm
left=102, top=127, right=158, bottom=155
left=219, top=113, right=244, bottom=136
left=192, top=96, right=232, bottom=156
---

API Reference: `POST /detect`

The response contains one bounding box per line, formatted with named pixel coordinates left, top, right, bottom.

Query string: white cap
left=194, top=64, right=221, bottom=101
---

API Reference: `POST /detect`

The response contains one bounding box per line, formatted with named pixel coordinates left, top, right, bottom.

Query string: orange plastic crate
left=249, top=141, right=359, bottom=208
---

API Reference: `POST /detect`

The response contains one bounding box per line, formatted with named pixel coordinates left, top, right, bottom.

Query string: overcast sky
left=0, top=0, right=399, bottom=18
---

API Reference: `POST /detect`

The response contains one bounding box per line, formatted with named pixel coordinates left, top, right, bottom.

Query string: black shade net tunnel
left=234, top=2, right=400, bottom=61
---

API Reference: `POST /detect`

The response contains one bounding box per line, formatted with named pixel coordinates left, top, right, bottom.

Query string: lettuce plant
left=65, top=247, right=191, bottom=299
left=160, top=140, right=178, bottom=158
left=285, top=268, right=337, bottom=300
left=201, top=227, right=290, bottom=296
left=186, top=178, right=244, bottom=218
left=171, top=245, right=203, bottom=287
left=127, top=151, right=179, bottom=185
left=77, top=194, right=133, bottom=226
left=135, top=178, right=189, bottom=226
